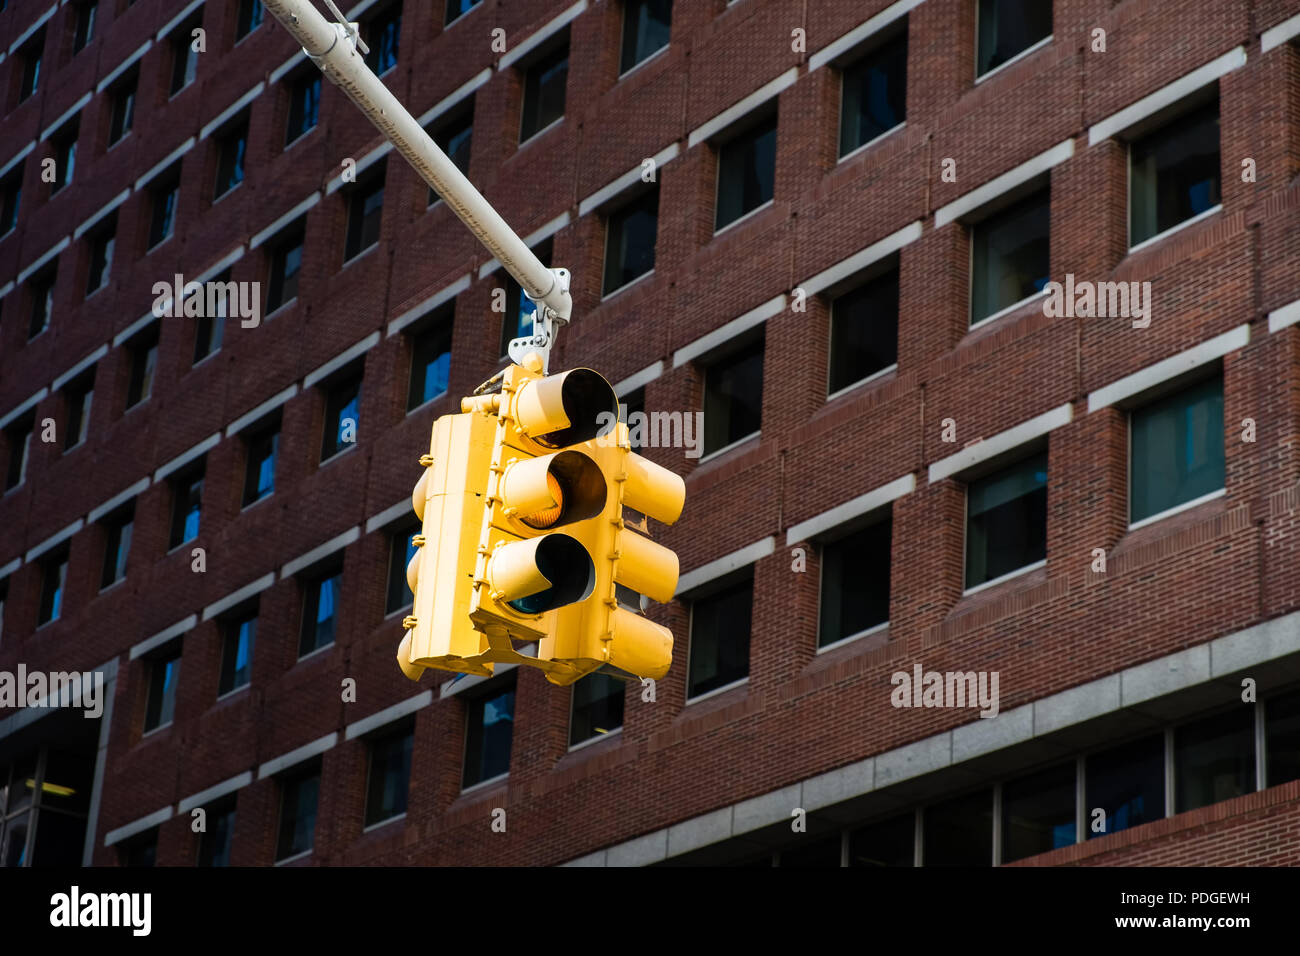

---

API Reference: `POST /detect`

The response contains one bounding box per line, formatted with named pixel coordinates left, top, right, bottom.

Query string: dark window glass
left=108, top=72, right=137, bottom=144
left=170, top=19, right=201, bottom=94
left=101, top=510, right=132, bottom=589
left=120, top=829, right=157, bottom=867
left=344, top=169, right=385, bottom=260
left=1266, top=689, right=1300, bottom=787
left=28, top=269, right=56, bottom=339
left=365, top=727, right=413, bottom=825
left=463, top=678, right=515, bottom=788
left=1130, top=102, right=1220, bottom=246
left=428, top=112, right=472, bottom=204
left=1, top=165, right=21, bottom=233
left=219, top=614, right=256, bottom=695
left=620, top=0, right=671, bottom=74
left=569, top=672, right=625, bottom=746
left=840, top=33, right=906, bottom=156
left=214, top=121, right=248, bottom=199
left=445, top=0, right=481, bottom=25
left=779, top=834, right=842, bottom=867
left=499, top=243, right=551, bottom=357
left=970, top=189, right=1050, bottom=323
left=236, top=0, right=263, bottom=39
left=965, top=451, right=1047, bottom=589
left=300, top=570, right=341, bottom=656
left=828, top=268, right=898, bottom=393
left=1001, top=762, right=1076, bottom=863
left=687, top=578, right=752, bottom=699
left=85, top=219, right=115, bottom=296
left=1129, top=375, right=1224, bottom=524
left=144, top=650, right=181, bottom=731
left=520, top=44, right=568, bottom=142
left=364, top=3, right=401, bottom=75
left=267, top=228, right=304, bottom=313
left=72, top=2, right=97, bottom=53
left=169, top=467, right=203, bottom=549
left=197, top=799, right=236, bottom=866
left=849, top=813, right=914, bottom=867
left=148, top=173, right=180, bottom=248
left=385, top=520, right=420, bottom=614
left=819, top=516, right=890, bottom=647
left=126, top=330, right=159, bottom=408
left=4, top=421, right=33, bottom=490
left=193, top=271, right=229, bottom=365
left=1086, top=734, right=1165, bottom=838
left=923, top=789, right=992, bottom=866
left=621, top=388, right=646, bottom=450
left=276, top=765, right=319, bottom=861
left=18, top=30, right=43, bottom=102
left=243, top=426, right=278, bottom=505
left=603, top=188, right=658, bottom=294
left=321, top=376, right=362, bottom=461
left=976, top=0, right=1051, bottom=77
left=50, top=125, right=78, bottom=194
left=1175, top=707, right=1256, bottom=813
left=408, top=318, right=452, bottom=409
left=65, top=375, right=94, bottom=450
left=37, top=550, right=68, bottom=625
left=702, top=335, right=764, bottom=456
left=286, top=73, right=321, bottom=145
left=716, top=117, right=776, bottom=230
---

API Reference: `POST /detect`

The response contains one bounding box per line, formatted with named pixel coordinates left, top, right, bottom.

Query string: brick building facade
left=2, top=0, right=1300, bottom=867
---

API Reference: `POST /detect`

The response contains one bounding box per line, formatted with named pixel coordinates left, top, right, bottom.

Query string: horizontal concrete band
left=786, top=474, right=915, bottom=545
left=929, top=403, right=1073, bottom=484
left=1087, top=325, right=1249, bottom=412
left=808, top=0, right=926, bottom=72
left=104, top=805, right=172, bottom=847
left=564, top=608, right=1300, bottom=866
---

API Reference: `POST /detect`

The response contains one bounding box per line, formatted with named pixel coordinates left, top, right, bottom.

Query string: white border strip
left=130, top=615, right=196, bottom=660
left=258, top=732, right=338, bottom=778
left=417, top=68, right=491, bottom=127
left=200, top=83, right=264, bottom=140
left=676, top=536, right=775, bottom=597
left=17, top=238, right=71, bottom=285
left=1262, top=13, right=1300, bottom=52
left=104, top=806, right=172, bottom=847
left=25, top=519, right=83, bottom=563
left=154, top=432, right=221, bottom=483
left=281, top=527, right=360, bottom=579
left=688, top=68, right=798, bottom=148
left=0, top=557, right=19, bottom=579
left=1087, top=325, right=1249, bottom=412
left=345, top=691, right=432, bottom=740
left=929, top=403, right=1073, bottom=483
left=251, top=193, right=319, bottom=249
left=0, top=388, right=48, bottom=431
left=325, top=142, right=392, bottom=194
left=387, top=274, right=469, bottom=336
left=673, top=294, right=786, bottom=367
left=40, top=92, right=91, bottom=141
left=800, top=221, right=922, bottom=298
left=73, top=190, right=130, bottom=240
left=226, top=385, right=298, bottom=437
left=614, top=361, right=664, bottom=398
left=112, top=312, right=157, bottom=348
left=203, top=573, right=276, bottom=621
left=0, top=141, right=35, bottom=181
left=157, top=0, right=205, bottom=42
left=1267, top=298, right=1300, bottom=335
left=579, top=143, right=680, bottom=216
left=9, top=5, right=57, bottom=54
left=786, top=474, right=915, bottom=545
left=1088, top=47, right=1246, bottom=146
left=935, top=139, right=1073, bottom=229
left=87, top=477, right=150, bottom=525
left=478, top=213, right=571, bottom=278
left=194, top=247, right=246, bottom=286
left=303, top=332, right=380, bottom=389
left=96, top=41, right=152, bottom=93
left=499, top=0, right=587, bottom=70
left=808, top=0, right=924, bottom=72
left=365, top=499, right=409, bottom=535
left=178, top=771, right=253, bottom=814
left=52, top=344, right=108, bottom=391
left=134, top=138, right=195, bottom=191
left=270, top=50, right=307, bottom=84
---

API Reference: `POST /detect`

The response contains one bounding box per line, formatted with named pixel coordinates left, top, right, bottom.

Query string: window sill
left=319, top=441, right=359, bottom=469
left=816, top=619, right=888, bottom=655
left=296, top=641, right=335, bottom=664
left=1127, top=205, right=1222, bottom=256
left=406, top=390, right=449, bottom=417
left=215, top=682, right=250, bottom=704
left=518, top=116, right=564, bottom=150
left=837, top=121, right=906, bottom=166
left=975, top=35, right=1053, bottom=85
left=239, top=491, right=273, bottom=514
left=85, top=281, right=109, bottom=302
left=362, top=812, right=406, bottom=834
left=713, top=198, right=774, bottom=238
left=263, top=296, right=297, bottom=323
left=341, top=243, right=379, bottom=271
left=211, top=181, right=243, bottom=206
left=826, top=363, right=897, bottom=403
left=98, top=576, right=127, bottom=596
left=274, top=849, right=313, bottom=866
left=383, top=602, right=412, bottom=621
left=166, top=537, right=199, bottom=556
left=963, top=558, right=1046, bottom=597
left=192, top=348, right=222, bottom=370
left=444, top=3, right=483, bottom=29
left=696, top=430, right=760, bottom=466
left=284, top=125, right=320, bottom=152
left=1128, top=487, right=1226, bottom=532
left=107, top=131, right=132, bottom=152
left=617, top=44, right=669, bottom=82
left=567, top=726, right=623, bottom=753
left=122, top=396, right=152, bottom=417
left=146, top=234, right=174, bottom=255
left=141, top=720, right=173, bottom=740
left=601, top=268, right=654, bottom=302
left=460, top=772, right=508, bottom=795
left=685, top=676, right=749, bottom=706
left=968, top=288, right=1049, bottom=332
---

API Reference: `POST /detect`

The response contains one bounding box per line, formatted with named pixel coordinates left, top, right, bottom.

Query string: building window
left=72, top=2, right=97, bottom=53
left=65, top=372, right=94, bottom=451
left=49, top=122, right=78, bottom=195
left=213, top=118, right=249, bottom=199
left=85, top=216, right=116, bottom=297
left=321, top=373, right=362, bottom=461
left=1266, top=689, right=1300, bottom=787
left=100, top=508, right=133, bottom=589
left=344, top=164, right=385, bottom=261
left=1001, top=762, right=1076, bottom=863
left=427, top=110, right=472, bottom=205
left=1129, top=375, right=1224, bottom=525
left=715, top=115, right=776, bottom=231
left=169, top=15, right=202, bottom=95
left=923, top=788, right=992, bottom=866
left=37, top=548, right=69, bottom=626
left=285, top=72, right=321, bottom=146
left=148, top=168, right=181, bottom=248
left=235, top=0, right=263, bottom=40
left=364, top=2, right=401, bottom=75
left=125, top=327, right=159, bottom=409
left=965, top=450, right=1047, bottom=590
left=108, top=70, right=137, bottom=145
left=300, top=568, right=342, bottom=657
left=463, top=676, right=515, bottom=789
left=196, top=797, right=236, bottom=866
left=193, top=270, right=229, bottom=365
left=499, top=241, right=551, bottom=357
left=976, top=0, right=1051, bottom=78
left=2, top=746, right=95, bottom=867
left=169, top=464, right=204, bottom=550
left=570, top=672, right=624, bottom=746
left=849, top=813, right=915, bottom=867
left=4, top=418, right=33, bottom=491
left=445, top=0, right=481, bottom=25
left=687, top=576, right=753, bottom=699
left=408, top=315, right=452, bottom=410
left=119, top=829, right=158, bottom=867
left=365, top=725, right=413, bottom=826
left=819, top=516, right=891, bottom=648
left=828, top=268, right=898, bottom=394
left=385, top=519, right=420, bottom=614
left=970, top=189, right=1049, bottom=324
left=218, top=612, right=256, bottom=695
left=266, top=225, right=304, bottom=313
left=701, top=334, right=764, bottom=457
left=1085, top=734, right=1164, bottom=839
left=1174, top=707, right=1255, bottom=813
left=603, top=188, right=658, bottom=295
left=28, top=267, right=56, bottom=339
left=17, top=29, right=44, bottom=103
left=143, top=647, right=181, bottom=732
left=242, top=423, right=279, bottom=505
left=620, top=0, right=671, bottom=75
left=1129, top=100, right=1220, bottom=247
left=276, top=763, right=320, bottom=861
left=840, top=32, right=907, bottom=157
left=520, top=42, right=569, bottom=142
left=0, top=163, right=21, bottom=234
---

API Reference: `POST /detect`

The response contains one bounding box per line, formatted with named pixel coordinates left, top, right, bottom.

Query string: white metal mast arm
left=261, top=0, right=570, bottom=371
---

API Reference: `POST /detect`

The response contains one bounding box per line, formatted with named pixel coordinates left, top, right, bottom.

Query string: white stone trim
left=257, top=732, right=338, bottom=779
left=73, top=190, right=130, bottom=240
left=345, top=691, right=432, bottom=740
left=103, top=806, right=172, bottom=847
left=304, top=333, right=379, bottom=388
left=25, top=519, right=83, bottom=563
left=225, top=385, right=298, bottom=437
left=130, top=615, right=196, bottom=660
left=281, top=527, right=360, bottom=579
left=808, top=0, right=924, bottom=72
left=325, top=141, right=392, bottom=194
left=112, top=312, right=157, bottom=348
left=673, top=294, right=786, bottom=368
left=799, top=221, right=922, bottom=298
left=154, top=432, right=221, bottom=483
left=676, top=536, right=774, bottom=597
left=9, top=5, right=57, bottom=54
left=387, top=274, right=469, bottom=336
left=134, top=138, right=194, bottom=192
left=929, top=403, right=1073, bottom=483
left=251, top=194, right=319, bottom=249
left=1262, top=13, right=1300, bottom=52
left=0, top=557, right=19, bottom=579
left=934, top=139, right=1073, bottom=229
left=156, top=0, right=205, bottom=42
left=614, top=361, right=664, bottom=398
left=579, top=143, right=679, bottom=216
left=0, top=388, right=49, bottom=431
left=498, top=0, right=587, bottom=70
left=202, top=573, right=276, bottom=621
left=786, top=474, right=915, bottom=545
left=688, top=68, right=798, bottom=148
left=87, top=477, right=149, bottom=525
left=0, top=141, right=35, bottom=181
left=270, top=50, right=307, bottom=85
left=200, top=83, right=264, bottom=140
left=417, top=68, right=491, bottom=127
left=39, top=92, right=91, bottom=141
left=17, top=238, right=71, bottom=284
left=96, top=41, right=152, bottom=93
left=1267, top=298, right=1300, bottom=335
left=1087, top=325, right=1248, bottom=412
left=365, top=499, right=410, bottom=535
left=177, top=772, right=253, bottom=814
